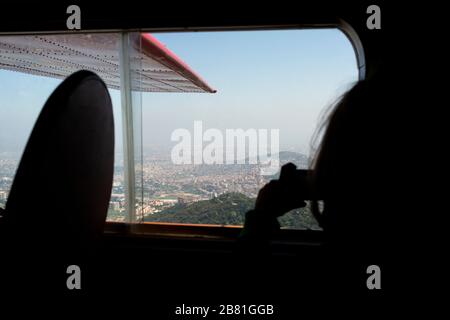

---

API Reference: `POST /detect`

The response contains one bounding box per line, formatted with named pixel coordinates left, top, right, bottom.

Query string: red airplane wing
left=0, top=33, right=216, bottom=93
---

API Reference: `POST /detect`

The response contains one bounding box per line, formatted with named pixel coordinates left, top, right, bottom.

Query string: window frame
left=0, top=21, right=365, bottom=241
left=115, top=22, right=365, bottom=240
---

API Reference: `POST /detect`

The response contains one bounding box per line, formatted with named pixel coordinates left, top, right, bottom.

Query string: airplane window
left=134, top=29, right=358, bottom=229
left=0, top=73, right=60, bottom=207
left=0, top=33, right=124, bottom=214
left=0, top=29, right=359, bottom=231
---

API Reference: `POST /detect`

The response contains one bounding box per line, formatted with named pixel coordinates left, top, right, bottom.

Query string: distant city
left=0, top=156, right=14, bottom=207
left=108, top=147, right=309, bottom=223
left=0, top=148, right=317, bottom=229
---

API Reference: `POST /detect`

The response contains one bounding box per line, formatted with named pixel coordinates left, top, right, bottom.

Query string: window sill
left=104, top=221, right=323, bottom=244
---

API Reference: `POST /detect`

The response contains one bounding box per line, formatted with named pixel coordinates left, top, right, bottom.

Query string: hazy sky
left=0, top=29, right=358, bottom=160
left=141, top=29, right=358, bottom=156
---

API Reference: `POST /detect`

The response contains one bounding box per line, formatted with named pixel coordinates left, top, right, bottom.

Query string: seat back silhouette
left=1, top=70, right=114, bottom=250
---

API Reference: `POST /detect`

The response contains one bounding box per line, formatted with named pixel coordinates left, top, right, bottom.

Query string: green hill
left=145, top=192, right=251, bottom=225
left=144, top=192, right=321, bottom=230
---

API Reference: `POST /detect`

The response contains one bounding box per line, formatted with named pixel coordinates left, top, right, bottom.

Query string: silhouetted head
left=310, top=69, right=393, bottom=248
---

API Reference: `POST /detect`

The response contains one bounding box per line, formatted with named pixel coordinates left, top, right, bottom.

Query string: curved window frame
left=0, top=20, right=365, bottom=241
left=116, top=21, right=366, bottom=239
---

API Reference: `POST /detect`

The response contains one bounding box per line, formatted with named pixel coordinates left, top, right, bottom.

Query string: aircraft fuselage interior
left=0, top=1, right=421, bottom=316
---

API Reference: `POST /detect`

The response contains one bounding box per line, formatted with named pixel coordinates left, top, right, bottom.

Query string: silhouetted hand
left=254, top=163, right=307, bottom=218
left=239, top=163, right=308, bottom=243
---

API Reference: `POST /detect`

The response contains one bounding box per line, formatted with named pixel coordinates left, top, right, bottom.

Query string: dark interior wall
left=0, top=2, right=387, bottom=77
left=0, top=2, right=409, bottom=302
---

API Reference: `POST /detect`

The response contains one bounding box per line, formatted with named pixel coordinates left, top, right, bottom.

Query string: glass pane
left=107, top=88, right=125, bottom=221
left=0, top=73, right=60, bottom=207
left=139, top=29, right=359, bottom=229
left=129, top=32, right=144, bottom=223
left=107, top=32, right=144, bottom=223
left=0, top=33, right=123, bottom=219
